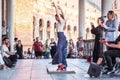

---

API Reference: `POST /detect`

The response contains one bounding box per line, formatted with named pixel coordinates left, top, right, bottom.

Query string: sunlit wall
left=84, top=0, right=101, bottom=40
left=14, top=0, right=79, bottom=50
left=14, top=0, right=34, bottom=50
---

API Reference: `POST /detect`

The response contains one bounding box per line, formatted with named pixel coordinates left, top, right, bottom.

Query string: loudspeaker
left=87, top=62, right=101, bottom=77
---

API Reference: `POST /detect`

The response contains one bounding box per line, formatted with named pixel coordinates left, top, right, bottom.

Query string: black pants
left=107, top=42, right=116, bottom=65
left=50, top=49, right=56, bottom=58
left=104, top=50, right=120, bottom=70
left=8, top=55, right=17, bottom=63
left=17, top=53, right=24, bottom=59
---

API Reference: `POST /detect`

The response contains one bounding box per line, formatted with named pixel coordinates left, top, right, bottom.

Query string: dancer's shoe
left=62, top=66, right=67, bottom=71
left=57, top=64, right=64, bottom=71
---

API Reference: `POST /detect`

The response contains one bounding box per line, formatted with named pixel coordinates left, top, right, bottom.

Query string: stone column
left=78, top=0, right=85, bottom=38
left=101, top=0, right=113, bottom=16
left=43, top=18, right=47, bottom=41
left=6, top=0, right=14, bottom=52
left=2, top=0, right=6, bottom=21
left=50, top=20, right=54, bottom=39
left=0, top=0, right=2, bottom=46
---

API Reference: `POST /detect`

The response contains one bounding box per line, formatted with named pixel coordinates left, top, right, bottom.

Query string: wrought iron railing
left=83, top=39, right=94, bottom=57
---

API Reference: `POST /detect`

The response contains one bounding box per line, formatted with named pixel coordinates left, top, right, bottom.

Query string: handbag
left=3, top=56, right=13, bottom=68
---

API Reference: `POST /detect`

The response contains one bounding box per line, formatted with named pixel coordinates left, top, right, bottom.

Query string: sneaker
left=107, top=70, right=115, bottom=75
left=3, top=67, right=10, bottom=70
left=62, top=66, right=67, bottom=71
left=102, top=69, right=114, bottom=74
left=57, top=64, right=64, bottom=71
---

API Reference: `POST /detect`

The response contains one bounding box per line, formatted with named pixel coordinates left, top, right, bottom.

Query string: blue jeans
left=52, top=32, right=67, bottom=67
left=44, top=52, right=50, bottom=59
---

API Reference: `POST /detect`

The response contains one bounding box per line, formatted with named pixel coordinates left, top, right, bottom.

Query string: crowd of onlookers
left=32, top=37, right=84, bottom=59
left=0, top=36, right=84, bottom=70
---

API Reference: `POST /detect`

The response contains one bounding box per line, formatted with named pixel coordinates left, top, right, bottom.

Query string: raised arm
left=57, top=6, right=64, bottom=19
left=52, top=2, right=64, bottom=22
left=52, top=2, right=59, bottom=16
left=102, top=19, right=119, bottom=32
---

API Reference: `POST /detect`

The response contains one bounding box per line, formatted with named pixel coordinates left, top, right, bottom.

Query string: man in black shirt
left=103, top=35, right=120, bottom=74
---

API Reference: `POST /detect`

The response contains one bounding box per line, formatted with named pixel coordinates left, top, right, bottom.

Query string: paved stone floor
left=0, top=59, right=120, bottom=80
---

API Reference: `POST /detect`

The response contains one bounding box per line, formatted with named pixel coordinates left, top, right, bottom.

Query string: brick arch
left=47, top=20, right=50, bottom=28
left=39, top=18, right=43, bottom=27
left=33, top=16, right=36, bottom=26
left=73, top=26, right=77, bottom=31
left=33, top=16, right=36, bottom=38
left=54, top=22, right=57, bottom=40
left=54, top=22, right=56, bottom=29
left=67, top=25, right=71, bottom=31
left=46, top=20, right=50, bottom=39
left=86, top=27, right=90, bottom=33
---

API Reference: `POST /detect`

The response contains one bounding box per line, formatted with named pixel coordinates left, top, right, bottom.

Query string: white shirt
left=1, top=44, right=10, bottom=57
left=13, top=42, right=17, bottom=53
left=56, top=17, right=65, bottom=32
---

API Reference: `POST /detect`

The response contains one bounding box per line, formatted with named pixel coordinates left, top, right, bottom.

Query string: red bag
left=86, top=56, right=91, bottom=62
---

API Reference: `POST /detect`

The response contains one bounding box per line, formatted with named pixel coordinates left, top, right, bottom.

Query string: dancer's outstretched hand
left=51, top=2, right=55, bottom=7
left=57, top=6, right=61, bottom=10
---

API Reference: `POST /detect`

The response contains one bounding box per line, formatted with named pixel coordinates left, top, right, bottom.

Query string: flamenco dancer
left=51, top=2, right=67, bottom=71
